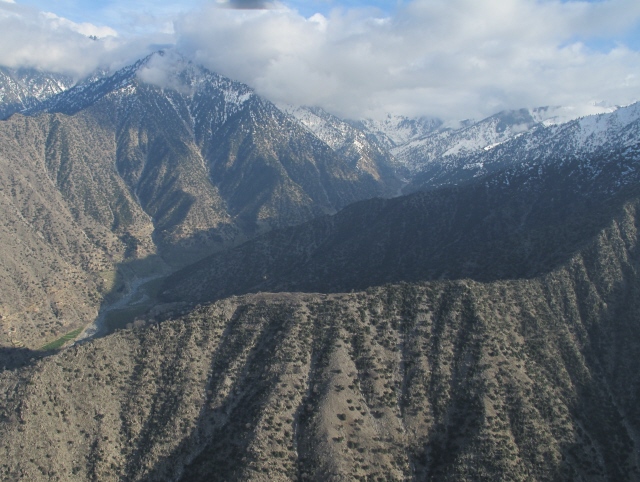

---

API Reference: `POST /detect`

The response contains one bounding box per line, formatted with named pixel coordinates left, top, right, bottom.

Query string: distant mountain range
left=0, top=51, right=639, bottom=481
left=0, top=66, right=74, bottom=120
left=407, top=102, right=640, bottom=192
left=4, top=54, right=617, bottom=186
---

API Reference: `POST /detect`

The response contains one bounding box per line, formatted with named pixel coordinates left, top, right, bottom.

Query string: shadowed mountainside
left=161, top=146, right=640, bottom=305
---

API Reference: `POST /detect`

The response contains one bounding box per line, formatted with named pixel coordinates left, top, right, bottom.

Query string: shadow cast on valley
left=0, top=346, right=49, bottom=371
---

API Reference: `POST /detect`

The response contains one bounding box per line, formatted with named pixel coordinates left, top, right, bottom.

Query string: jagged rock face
left=1, top=196, right=639, bottom=481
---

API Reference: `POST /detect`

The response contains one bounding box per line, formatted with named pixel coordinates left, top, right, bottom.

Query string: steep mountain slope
left=161, top=138, right=640, bottom=305
left=0, top=112, right=156, bottom=349
left=0, top=67, right=73, bottom=120
left=26, top=50, right=399, bottom=245
left=1, top=192, right=639, bottom=480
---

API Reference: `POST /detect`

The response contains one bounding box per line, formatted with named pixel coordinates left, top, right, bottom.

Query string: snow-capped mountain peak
left=21, top=50, right=256, bottom=129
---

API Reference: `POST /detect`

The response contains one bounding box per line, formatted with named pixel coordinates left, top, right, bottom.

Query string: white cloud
left=136, top=50, right=194, bottom=93
left=0, top=2, right=170, bottom=78
left=174, top=0, right=640, bottom=120
left=41, top=12, right=118, bottom=38
left=0, top=0, right=638, bottom=120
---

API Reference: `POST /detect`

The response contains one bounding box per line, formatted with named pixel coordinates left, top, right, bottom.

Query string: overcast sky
left=1, top=0, right=639, bottom=121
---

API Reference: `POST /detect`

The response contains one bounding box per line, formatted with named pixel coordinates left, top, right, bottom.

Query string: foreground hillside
left=1, top=176, right=639, bottom=481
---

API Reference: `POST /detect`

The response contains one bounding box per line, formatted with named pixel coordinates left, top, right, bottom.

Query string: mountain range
left=0, top=51, right=639, bottom=481
left=0, top=50, right=401, bottom=349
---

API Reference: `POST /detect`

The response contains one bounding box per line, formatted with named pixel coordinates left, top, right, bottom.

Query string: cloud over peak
left=0, top=0, right=638, bottom=121
left=174, top=0, right=640, bottom=120
left=0, top=1, right=170, bottom=78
